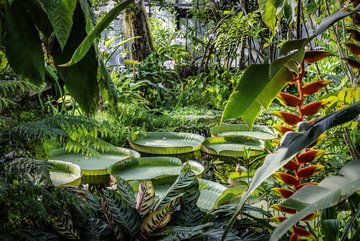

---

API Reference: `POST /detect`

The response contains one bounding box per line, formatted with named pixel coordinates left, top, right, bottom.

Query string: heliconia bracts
left=271, top=56, right=332, bottom=240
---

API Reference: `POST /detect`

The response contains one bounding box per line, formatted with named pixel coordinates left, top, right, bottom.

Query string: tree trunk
left=124, top=0, right=153, bottom=62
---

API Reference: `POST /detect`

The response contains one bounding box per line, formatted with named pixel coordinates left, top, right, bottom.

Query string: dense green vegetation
left=0, top=0, right=359, bottom=240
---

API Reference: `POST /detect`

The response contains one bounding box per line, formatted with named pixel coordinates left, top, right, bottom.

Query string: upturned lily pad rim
left=210, top=124, right=276, bottom=140
left=128, top=131, right=205, bottom=155
left=49, top=147, right=140, bottom=176
left=48, top=160, right=82, bottom=186
left=201, top=136, right=265, bottom=157
left=108, top=157, right=204, bottom=180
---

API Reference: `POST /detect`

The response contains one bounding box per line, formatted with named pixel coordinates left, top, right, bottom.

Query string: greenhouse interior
left=0, top=0, right=359, bottom=240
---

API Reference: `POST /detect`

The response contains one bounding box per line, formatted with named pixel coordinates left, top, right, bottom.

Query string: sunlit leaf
left=60, top=0, right=132, bottom=66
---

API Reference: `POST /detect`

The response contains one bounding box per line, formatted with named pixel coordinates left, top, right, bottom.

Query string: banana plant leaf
left=201, top=136, right=265, bottom=157
left=108, top=157, right=204, bottom=181
left=271, top=160, right=360, bottom=241
left=49, top=147, right=140, bottom=176
left=129, top=132, right=205, bottom=155
left=210, top=124, right=276, bottom=140
left=48, top=160, right=81, bottom=186
left=130, top=176, right=226, bottom=211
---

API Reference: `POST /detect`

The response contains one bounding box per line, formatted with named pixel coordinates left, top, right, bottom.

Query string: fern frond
left=0, top=158, right=51, bottom=186
left=0, top=80, right=41, bottom=96
left=0, top=97, right=17, bottom=109
left=14, top=121, right=67, bottom=141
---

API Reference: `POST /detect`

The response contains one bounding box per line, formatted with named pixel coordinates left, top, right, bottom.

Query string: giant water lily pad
left=50, top=147, right=140, bottom=176
left=130, top=176, right=226, bottom=211
left=129, top=132, right=205, bottom=154
left=108, top=157, right=204, bottom=180
left=210, top=124, right=276, bottom=140
left=48, top=160, right=81, bottom=186
left=201, top=136, right=265, bottom=157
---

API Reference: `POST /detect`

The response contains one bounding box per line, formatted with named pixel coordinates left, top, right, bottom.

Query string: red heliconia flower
left=293, top=226, right=316, bottom=240
left=290, top=233, right=299, bottom=241
left=277, top=92, right=302, bottom=107
left=272, top=187, right=294, bottom=198
left=301, top=101, right=323, bottom=116
left=273, top=112, right=302, bottom=126
left=296, top=182, right=319, bottom=190
left=274, top=125, right=293, bottom=135
left=283, top=160, right=299, bottom=171
left=302, top=80, right=331, bottom=96
left=271, top=204, right=297, bottom=214
left=273, top=172, right=298, bottom=186
left=302, top=212, right=320, bottom=221
left=297, top=165, right=324, bottom=179
left=297, top=150, right=325, bottom=164
left=271, top=216, right=287, bottom=223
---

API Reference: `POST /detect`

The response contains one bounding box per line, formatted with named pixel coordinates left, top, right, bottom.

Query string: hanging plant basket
left=128, top=131, right=205, bottom=154
left=210, top=124, right=276, bottom=140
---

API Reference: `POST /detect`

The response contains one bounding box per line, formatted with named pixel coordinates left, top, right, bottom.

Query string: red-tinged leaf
left=353, top=13, right=360, bottom=25
left=301, top=101, right=323, bottom=116
left=297, top=150, right=325, bottom=164
left=293, top=226, right=316, bottom=240
left=304, top=51, right=334, bottom=64
left=271, top=204, right=297, bottom=214
left=272, top=188, right=295, bottom=198
left=302, top=80, right=332, bottom=96
left=277, top=92, right=302, bottom=107
left=283, top=160, right=299, bottom=171
left=273, top=112, right=302, bottom=126
left=345, top=42, right=360, bottom=56
left=302, top=212, right=320, bottom=221
left=295, top=182, right=319, bottom=190
left=271, top=216, right=287, bottom=223
left=297, top=165, right=325, bottom=179
left=290, top=233, right=299, bottom=241
left=273, top=172, right=298, bottom=186
left=347, top=28, right=360, bottom=41
left=342, top=58, right=360, bottom=70
left=274, top=126, right=293, bottom=135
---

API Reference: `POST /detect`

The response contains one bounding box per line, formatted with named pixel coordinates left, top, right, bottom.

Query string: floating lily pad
left=108, top=157, right=204, bottom=181
left=50, top=147, right=140, bottom=176
left=210, top=124, right=276, bottom=140
left=129, top=132, right=205, bottom=155
left=130, top=176, right=226, bottom=211
left=48, top=160, right=81, bottom=186
left=201, top=136, right=265, bottom=157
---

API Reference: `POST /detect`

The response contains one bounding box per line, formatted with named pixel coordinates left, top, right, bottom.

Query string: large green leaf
left=140, top=195, right=182, bottom=240
left=108, top=157, right=204, bottom=181
left=22, top=0, right=53, bottom=38
left=222, top=102, right=360, bottom=240
left=53, top=4, right=99, bottom=114
left=48, top=160, right=81, bottom=186
left=136, top=180, right=156, bottom=218
left=201, top=136, right=265, bottom=157
left=270, top=160, right=360, bottom=241
left=4, top=0, right=45, bottom=85
left=50, top=147, right=139, bottom=176
left=210, top=124, right=276, bottom=140
left=260, top=0, right=285, bottom=31
left=39, top=0, right=76, bottom=49
left=221, top=64, right=293, bottom=128
left=61, top=0, right=132, bottom=66
left=117, top=177, right=136, bottom=206
left=53, top=214, right=80, bottom=240
left=129, top=132, right=205, bottom=155
left=83, top=217, right=112, bottom=241
left=102, top=189, right=141, bottom=240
